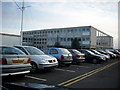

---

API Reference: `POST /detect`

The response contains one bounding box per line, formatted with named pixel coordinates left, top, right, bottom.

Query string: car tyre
left=30, top=62, right=38, bottom=73
left=65, top=64, right=71, bottom=67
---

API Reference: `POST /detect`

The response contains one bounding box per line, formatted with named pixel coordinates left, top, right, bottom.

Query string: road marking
left=55, top=68, right=75, bottom=73
left=58, top=61, right=120, bottom=86
left=72, top=65, right=90, bottom=68
left=25, top=75, right=47, bottom=81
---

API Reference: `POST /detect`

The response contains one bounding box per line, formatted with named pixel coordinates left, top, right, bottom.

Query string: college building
left=22, top=26, right=113, bottom=49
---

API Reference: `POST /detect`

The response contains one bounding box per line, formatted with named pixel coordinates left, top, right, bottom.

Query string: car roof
left=14, top=45, right=34, bottom=48
left=44, top=47, right=67, bottom=50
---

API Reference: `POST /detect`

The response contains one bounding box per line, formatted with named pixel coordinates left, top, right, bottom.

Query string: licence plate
left=67, top=56, right=71, bottom=59
left=12, top=60, right=24, bottom=64
left=80, top=56, right=84, bottom=58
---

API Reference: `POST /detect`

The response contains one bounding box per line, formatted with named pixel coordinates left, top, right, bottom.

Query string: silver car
left=14, top=46, right=58, bottom=72
left=0, top=46, right=31, bottom=76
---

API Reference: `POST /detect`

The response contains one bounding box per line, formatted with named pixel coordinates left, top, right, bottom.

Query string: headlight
left=41, top=59, right=48, bottom=63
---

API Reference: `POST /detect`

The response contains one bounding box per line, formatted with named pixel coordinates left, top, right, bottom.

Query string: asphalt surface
left=2, top=58, right=120, bottom=89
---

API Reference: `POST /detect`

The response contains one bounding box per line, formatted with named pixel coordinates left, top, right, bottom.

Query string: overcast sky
left=1, top=0, right=119, bottom=48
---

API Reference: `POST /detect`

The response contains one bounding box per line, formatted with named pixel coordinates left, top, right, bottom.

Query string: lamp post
left=20, top=0, right=25, bottom=45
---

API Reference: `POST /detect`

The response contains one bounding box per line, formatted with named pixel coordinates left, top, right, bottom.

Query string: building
left=0, top=33, right=21, bottom=46
left=22, top=26, right=113, bottom=49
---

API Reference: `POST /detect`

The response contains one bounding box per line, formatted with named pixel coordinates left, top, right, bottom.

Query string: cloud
left=2, top=0, right=120, bottom=2
left=2, top=1, right=118, bottom=48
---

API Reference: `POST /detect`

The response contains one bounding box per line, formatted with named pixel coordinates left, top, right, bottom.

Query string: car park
left=68, top=49, right=85, bottom=64
left=42, top=48, right=73, bottom=67
left=14, top=46, right=58, bottom=72
left=0, top=46, right=31, bottom=76
left=89, top=49, right=110, bottom=61
left=78, top=49, right=106, bottom=64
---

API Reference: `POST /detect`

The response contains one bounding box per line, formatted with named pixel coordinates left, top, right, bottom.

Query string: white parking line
left=25, top=75, right=47, bottom=81
left=55, top=68, right=75, bottom=73
left=72, top=65, right=90, bottom=68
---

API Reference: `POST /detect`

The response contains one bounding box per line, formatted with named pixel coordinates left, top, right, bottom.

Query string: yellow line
left=64, top=61, right=118, bottom=86
left=58, top=61, right=119, bottom=86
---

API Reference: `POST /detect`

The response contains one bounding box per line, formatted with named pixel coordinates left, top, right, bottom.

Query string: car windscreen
left=99, top=50, right=107, bottom=54
left=59, top=48, right=70, bottom=54
left=24, top=47, right=45, bottom=55
left=86, top=50, right=95, bottom=55
left=92, top=50, right=101, bottom=54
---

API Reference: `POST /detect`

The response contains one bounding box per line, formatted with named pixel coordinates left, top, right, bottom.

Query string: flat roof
left=0, top=33, right=20, bottom=37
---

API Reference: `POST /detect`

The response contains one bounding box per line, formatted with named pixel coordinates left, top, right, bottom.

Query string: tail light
left=75, top=55, right=80, bottom=57
left=61, top=55, right=64, bottom=59
left=0, top=58, right=7, bottom=65
left=27, top=58, right=31, bottom=63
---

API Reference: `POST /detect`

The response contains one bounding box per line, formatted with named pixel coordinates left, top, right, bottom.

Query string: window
left=24, top=47, right=45, bottom=55
left=82, top=38, right=85, bottom=41
left=59, top=48, right=70, bottom=54
left=49, top=49, right=58, bottom=54
left=57, top=30, right=59, bottom=33
left=67, top=38, right=71, bottom=41
left=1, top=47, right=25, bottom=55
left=78, top=38, right=81, bottom=41
left=64, top=38, right=66, bottom=41
left=15, top=47, right=28, bottom=55
left=54, top=31, right=56, bottom=33
left=51, top=31, right=53, bottom=33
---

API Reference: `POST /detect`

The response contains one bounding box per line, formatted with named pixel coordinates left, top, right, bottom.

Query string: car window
left=59, top=48, right=70, bottom=54
left=24, top=47, right=45, bottom=55
left=72, top=50, right=82, bottom=54
left=92, top=50, right=101, bottom=54
left=49, top=49, right=58, bottom=54
left=15, top=47, right=28, bottom=55
left=86, top=50, right=95, bottom=55
left=0, top=47, right=25, bottom=55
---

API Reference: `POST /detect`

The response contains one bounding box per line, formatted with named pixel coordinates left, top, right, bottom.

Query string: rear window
left=72, top=50, right=82, bottom=54
left=59, top=48, right=70, bottom=54
left=0, top=47, right=25, bottom=55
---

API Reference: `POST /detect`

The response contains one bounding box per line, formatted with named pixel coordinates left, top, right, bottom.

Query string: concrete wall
left=0, top=33, right=21, bottom=46
left=90, top=27, right=97, bottom=48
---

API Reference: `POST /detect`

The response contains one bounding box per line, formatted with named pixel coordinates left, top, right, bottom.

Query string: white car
left=14, top=46, right=58, bottom=72
left=0, top=46, right=31, bottom=76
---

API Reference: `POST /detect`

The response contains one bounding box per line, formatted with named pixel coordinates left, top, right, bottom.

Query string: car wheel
left=65, top=64, right=71, bottom=67
left=92, top=59, right=98, bottom=64
left=30, top=62, right=38, bottom=73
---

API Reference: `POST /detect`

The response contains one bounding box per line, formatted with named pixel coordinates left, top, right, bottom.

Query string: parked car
left=2, top=82, right=68, bottom=90
left=0, top=46, right=31, bottom=76
left=89, top=49, right=110, bottom=61
left=78, top=49, right=106, bottom=64
left=97, top=50, right=111, bottom=59
left=14, top=46, right=58, bottom=72
left=68, top=49, right=85, bottom=64
left=42, top=48, right=73, bottom=67
left=104, top=50, right=117, bottom=58
left=105, top=49, right=120, bottom=58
